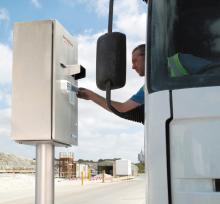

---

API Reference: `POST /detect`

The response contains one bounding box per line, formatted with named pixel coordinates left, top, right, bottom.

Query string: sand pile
left=0, top=152, right=35, bottom=170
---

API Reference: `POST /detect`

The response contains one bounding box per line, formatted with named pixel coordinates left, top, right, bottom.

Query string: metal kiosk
left=11, top=20, right=85, bottom=204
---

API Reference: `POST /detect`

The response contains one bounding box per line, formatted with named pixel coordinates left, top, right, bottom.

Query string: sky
left=0, top=0, right=147, bottom=162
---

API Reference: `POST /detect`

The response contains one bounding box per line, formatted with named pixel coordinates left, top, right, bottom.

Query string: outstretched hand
left=77, top=88, right=93, bottom=100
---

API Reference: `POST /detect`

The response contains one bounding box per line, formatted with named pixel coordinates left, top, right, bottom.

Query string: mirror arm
left=108, top=0, right=114, bottom=33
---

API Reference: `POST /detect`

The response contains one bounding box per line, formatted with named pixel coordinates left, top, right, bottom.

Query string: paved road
left=1, top=175, right=145, bottom=204
left=56, top=175, right=145, bottom=204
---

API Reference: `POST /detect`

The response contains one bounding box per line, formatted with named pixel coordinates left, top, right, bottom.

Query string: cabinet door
left=52, top=21, right=78, bottom=145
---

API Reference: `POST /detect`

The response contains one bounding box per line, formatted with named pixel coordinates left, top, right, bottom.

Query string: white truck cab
left=146, top=0, right=220, bottom=203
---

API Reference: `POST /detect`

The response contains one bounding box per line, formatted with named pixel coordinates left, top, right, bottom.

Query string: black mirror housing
left=96, top=32, right=126, bottom=91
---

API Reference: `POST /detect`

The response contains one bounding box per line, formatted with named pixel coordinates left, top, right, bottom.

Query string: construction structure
left=58, top=152, right=75, bottom=178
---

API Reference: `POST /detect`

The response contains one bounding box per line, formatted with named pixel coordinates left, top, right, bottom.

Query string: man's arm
left=77, top=88, right=140, bottom=112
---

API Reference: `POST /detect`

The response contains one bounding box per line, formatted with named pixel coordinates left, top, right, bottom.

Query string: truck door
left=146, top=0, right=220, bottom=204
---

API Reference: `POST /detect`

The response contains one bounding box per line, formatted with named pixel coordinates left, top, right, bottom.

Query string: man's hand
left=77, top=88, right=93, bottom=100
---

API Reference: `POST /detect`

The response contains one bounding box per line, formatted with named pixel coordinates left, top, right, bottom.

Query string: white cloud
left=0, top=108, right=10, bottom=128
left=60, top=0, right=108, bottom=16
left=31, top=0, right=41, bottom=8
left=82, top=0, right=146, bottom=20
left=0, top=90, right=11, bottom=108
left=115, top=13, right=146, bottom=41
left=113, top=0, right=147, bottom=42
left=8, top=30, right=13, bottom=43
left=0, top=44, right=12, bottom=84
left=93, top=0, right=109, bottom=17
left=77, top=32, right=103, bottom=80
left=0, top=8, right=9, bottom=22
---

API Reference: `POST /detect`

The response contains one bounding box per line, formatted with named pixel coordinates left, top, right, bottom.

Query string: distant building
left=115, top=159, right=132, bottom=176
left=132, top=164, right=139, bottom=176
left=78, top=161, right=98, bottom=176
left=75, top=163, right=89, bottom=178
left=97, top=159, right=138, bottom=177
left=97, top=159, right=116, bottom=176
left=138, top=150, right=145, bottom=163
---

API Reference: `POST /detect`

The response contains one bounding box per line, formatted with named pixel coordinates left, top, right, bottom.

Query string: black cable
left=106, top=81, right=144, bottom=124
left=106, top=81, right=124, bottom=117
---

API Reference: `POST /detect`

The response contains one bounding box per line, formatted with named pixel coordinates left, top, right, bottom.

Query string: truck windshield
left=147, top=0, right=220, bottom=93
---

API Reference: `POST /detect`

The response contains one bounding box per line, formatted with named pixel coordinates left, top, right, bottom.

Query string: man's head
left=132, top=44, right=145, bottom=76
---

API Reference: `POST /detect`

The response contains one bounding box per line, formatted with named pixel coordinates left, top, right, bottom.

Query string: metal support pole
left=36, top=143, right=54, bottom=204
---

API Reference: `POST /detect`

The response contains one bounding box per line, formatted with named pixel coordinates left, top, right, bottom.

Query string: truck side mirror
left=96, top=32, right=126, bottom=90
left=95, top=0, right=144, bottom=124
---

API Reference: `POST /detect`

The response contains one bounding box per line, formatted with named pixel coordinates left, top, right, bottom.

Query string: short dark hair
left=132, top=44, right=145, bottom=56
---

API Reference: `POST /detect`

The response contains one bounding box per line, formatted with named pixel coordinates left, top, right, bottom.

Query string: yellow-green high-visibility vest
left=168, top=53, right=189, bottom=77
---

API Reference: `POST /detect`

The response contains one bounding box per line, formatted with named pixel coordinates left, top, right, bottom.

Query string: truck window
left=147, top=0, right=220, bottom=93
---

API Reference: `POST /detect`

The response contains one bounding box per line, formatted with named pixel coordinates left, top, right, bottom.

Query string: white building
left=115, top=159, right=132, bottom=176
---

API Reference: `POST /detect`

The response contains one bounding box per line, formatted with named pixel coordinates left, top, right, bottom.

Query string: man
left=77, top=44, right=145, bottom=113
left=168, top=52, right=216, bottom=77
